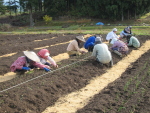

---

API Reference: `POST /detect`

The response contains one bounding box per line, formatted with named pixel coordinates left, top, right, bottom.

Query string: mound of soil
left=0, top=34, right=150, bottom=113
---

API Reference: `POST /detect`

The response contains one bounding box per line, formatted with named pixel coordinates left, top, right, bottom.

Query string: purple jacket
left=111, top=40, right=129, bottom=54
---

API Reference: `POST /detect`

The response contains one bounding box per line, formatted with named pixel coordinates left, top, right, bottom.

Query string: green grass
left=0, top=12, right=150, bottom=35
left=140, top=12, right=150, bottom=19
left=0, top=25, right=149, bottom=36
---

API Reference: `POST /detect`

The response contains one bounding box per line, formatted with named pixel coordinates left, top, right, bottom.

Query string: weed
left=0, top=23, right=12, bottom=31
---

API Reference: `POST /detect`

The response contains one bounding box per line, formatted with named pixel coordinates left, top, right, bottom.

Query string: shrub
left=11, top=14, right=29, bottom=26
left=43, top=15, right=52, bottom=24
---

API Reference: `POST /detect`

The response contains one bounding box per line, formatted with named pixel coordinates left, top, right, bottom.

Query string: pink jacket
left=10, top=56, right=49, bottom=72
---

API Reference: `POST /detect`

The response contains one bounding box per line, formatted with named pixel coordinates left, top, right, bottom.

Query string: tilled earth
left=0, top=34, right=150, bottom=113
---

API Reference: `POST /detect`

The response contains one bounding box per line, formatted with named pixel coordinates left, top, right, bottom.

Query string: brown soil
left=77, top=50, right=150, bottom=113
left=0, top=34, right=150, bottom=113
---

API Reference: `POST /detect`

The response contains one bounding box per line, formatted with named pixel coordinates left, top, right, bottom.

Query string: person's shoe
left=113, top=50, right=122, bottom=57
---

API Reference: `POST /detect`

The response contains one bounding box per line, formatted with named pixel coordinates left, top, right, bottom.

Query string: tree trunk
left=128, top=10, right=129, bottom=20
left=29, top=8, right=34, bottom=27
left=9, top=0, right=11, bottom=16
left=134, top=10, right=136, bottom=19
left=121, top=12, right=124, bottom=21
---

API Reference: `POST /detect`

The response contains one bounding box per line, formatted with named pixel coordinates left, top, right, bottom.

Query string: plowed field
left=0, top=34, right=150, bottom=113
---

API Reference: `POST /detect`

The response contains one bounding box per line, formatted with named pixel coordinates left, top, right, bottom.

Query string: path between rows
left=42, top=40, right=150, bottom=113
left=0, top=34, right=92, bottom=82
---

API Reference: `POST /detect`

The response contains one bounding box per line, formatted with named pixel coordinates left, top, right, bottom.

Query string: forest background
left=0, top=0, right=149, bottom=28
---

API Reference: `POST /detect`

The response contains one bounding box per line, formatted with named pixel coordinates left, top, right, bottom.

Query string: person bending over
left=106, top=28, right=119, bottom=44
left=10, top=51, right=50, bottom=72
left=37, top=49, right=58, bottom=68
left=92, top=37, right=113, bottom=67
left=120, top=26, right=132, bottom=38
left=67, top=35, right=86, bottom=57
left=111, top=38, right=129, bottom=57
left=126, top=35, right=140, bottom=48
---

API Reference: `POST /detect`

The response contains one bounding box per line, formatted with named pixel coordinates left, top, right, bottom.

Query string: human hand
left=22, top=67, right=31, bottom=71
left=55, top=65, right=58, bottom=68
left=119, top=37, right=122, bottom=40
left=43, top=67, right=51, bottom=72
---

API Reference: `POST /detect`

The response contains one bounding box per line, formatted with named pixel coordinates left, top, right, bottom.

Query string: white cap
left=112, top=28, right=117, bottom=32
left=45, top=52, right=50, bottom=57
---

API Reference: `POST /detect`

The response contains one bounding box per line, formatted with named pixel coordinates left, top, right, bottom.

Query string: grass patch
left=140, top=12, right=150, bottom=19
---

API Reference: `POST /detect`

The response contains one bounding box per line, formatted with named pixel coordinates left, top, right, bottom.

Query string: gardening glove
left=22, top=67, right=31, bottom=71
left=43, top=67, right=51, bottom=72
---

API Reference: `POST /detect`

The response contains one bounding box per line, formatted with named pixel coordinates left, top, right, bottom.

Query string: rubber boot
left=113, top=50, right=122, bottom=57
left=109, top=60, right=113, bottom=67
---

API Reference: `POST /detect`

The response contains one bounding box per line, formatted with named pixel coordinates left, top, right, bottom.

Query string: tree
left=0, top=0, right=7, bottom=15
left=19, top=0, right=39, bottom=26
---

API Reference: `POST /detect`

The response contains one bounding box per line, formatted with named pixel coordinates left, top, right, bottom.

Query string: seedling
left=124, top=81, right=131, bottom=91
left=141, top=87, right=146, bottom=97
left=26, top=70, right=34, bottom=74
left=118, top=106, right=126, bottom=112
left=135, top=80, right=141, bottom=89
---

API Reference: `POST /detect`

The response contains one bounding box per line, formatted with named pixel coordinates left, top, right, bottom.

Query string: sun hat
left=95, top=37, right=102, bottom=42
left=23, top=51, right=40, bottom=62
left=37, top=49, right=50, bottom=59
left=110, top=38, right=118, bottom=44
left=112, top=28, right=117, bottom=32
left=76, top=36, right=85, bottom=42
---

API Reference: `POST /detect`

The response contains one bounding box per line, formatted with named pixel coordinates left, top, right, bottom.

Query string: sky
left=3, top=0, right=19, bottom=5
left=4, top=0, right=19, bottom=2
left=3, top=0, right=19, bottom=3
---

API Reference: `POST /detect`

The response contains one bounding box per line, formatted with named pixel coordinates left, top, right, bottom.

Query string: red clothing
left=37, top=49, right=50, bottom=59
left=10, top=56, right=49, bottom=72
left=37, top=49, right=57, bottom=66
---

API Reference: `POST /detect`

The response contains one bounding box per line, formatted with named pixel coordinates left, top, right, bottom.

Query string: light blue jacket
left=128, top=36, right=140, bottom=48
